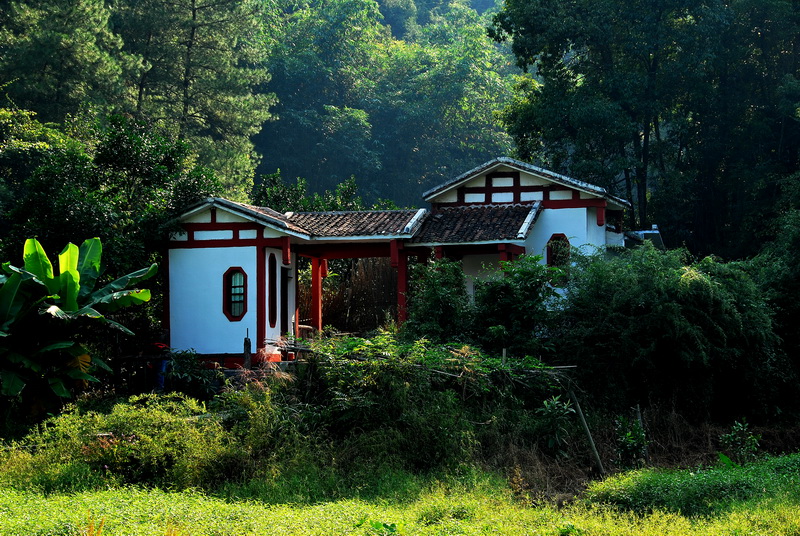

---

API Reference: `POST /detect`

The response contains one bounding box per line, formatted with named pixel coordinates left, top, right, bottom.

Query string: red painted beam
left=390, top=239, right=404, bottom=267
left=281, top=235, right=292, bottom=265
left=295, top=243, right=392, bottom=260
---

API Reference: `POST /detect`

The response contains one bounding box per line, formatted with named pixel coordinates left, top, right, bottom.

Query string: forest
left=3, top=0, right=800, bottom=533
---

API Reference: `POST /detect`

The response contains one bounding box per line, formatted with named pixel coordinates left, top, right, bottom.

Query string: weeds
left=720, top=420, right=761, bottom=465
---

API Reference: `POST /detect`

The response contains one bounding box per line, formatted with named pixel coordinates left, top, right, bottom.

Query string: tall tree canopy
left=0, top=0, right=136, bottom=121
left=491, top=0, right=800, bottom=256
left=255, top=0, right=514, bottom=206
left=111, top=0, right=275, bottom=198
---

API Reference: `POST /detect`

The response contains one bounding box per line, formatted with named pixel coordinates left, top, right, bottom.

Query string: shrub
left=473, top=254, right=561, bottom=357
left=719, top=420, right=760, bottom=465
left=403, top=257, right=474, bottom=343
left=585, top=453, right=800, bottom=516
left=162, top=348, right=223, bottom=399
left=555, top=244, right=783, bottom=419
left=4, top=393, right=236, bottom=491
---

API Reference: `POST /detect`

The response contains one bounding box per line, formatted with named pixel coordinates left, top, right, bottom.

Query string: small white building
left=167, top=157, right=629, bottom=361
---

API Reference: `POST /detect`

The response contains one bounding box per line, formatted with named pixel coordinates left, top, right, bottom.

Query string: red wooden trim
left=294, top=268, right=300, bottom=338
left=181, top=222, right=261, bottom=232
left=542, top=198, right=607, bottom=209
left=210, top=208, right=217, bottom=223
left=390, top=239, right=404, bottom=267
left=169, top=237, right=288, bottom=249
left=433, top=188, right=612, bottom=209
left=596, top=206, right=606, bottom=226
left=295, top=243, right=392, bottom=259
left=268, top=253, right=277, bottom=329
left=311, top=257, right=323, bottom=332
left=222, top=267, right=247, bottom=322
left=434, top=246, right=445, bottom=259
left=257, top=249, right=266, bottom=347
left=499, top=244, right=526, bottom=261
left=281, top=236, right=291, bottom=265
left=461, top=185, right=568, bottom=195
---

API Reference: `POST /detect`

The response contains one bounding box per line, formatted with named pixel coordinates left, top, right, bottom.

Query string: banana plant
left=0, top=237, right=156, bottom=397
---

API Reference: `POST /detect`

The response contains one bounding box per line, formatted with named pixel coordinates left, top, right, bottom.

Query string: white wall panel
left=169, top=247, right=257, bottom=354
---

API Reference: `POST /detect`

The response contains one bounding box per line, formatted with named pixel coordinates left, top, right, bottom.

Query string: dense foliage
left=1, top=238, right=155, bottom=405
left=0, top=109, right=220, bottom=277
left=0, top=0, right=515, bottom=204
left=555, top=245, right=785, bottom=419
left=490, top=0, right=800, bottom=257
left=405, top=247, right=794, bottom=422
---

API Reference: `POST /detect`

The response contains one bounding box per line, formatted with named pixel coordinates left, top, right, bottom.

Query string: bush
left=2, top=393, right=236, bottom=491
left=555, top=244, right=783, bottom=420
left=585, top=453, right=800, bottom=516
left=403, top=257, right=474, bottom=343
left=473, top=254, right=561, bottom=357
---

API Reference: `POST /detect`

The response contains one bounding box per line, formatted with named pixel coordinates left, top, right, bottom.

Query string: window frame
left=546, top=233, right=570, bottom=267
left=223, top=267, right=247, bottom=321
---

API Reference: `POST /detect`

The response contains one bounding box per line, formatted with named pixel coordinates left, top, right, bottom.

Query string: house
left=167, top=157, right=630, bottom=360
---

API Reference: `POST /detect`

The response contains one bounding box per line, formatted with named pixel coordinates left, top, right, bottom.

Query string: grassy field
left=2, top=466, right=800, bottom=536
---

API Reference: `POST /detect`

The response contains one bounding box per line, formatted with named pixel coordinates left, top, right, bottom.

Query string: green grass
left=2, top=484, right=800, bottom=535
left=585, top=453, right=800, bottom=516
left=3, top=465, right=800, bottom=536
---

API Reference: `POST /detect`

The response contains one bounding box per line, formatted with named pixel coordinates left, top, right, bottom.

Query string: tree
left=473, top=254, right=560, bottom=357
left=555, top=244, right=784, bottom=420
left=254, top=0, right=387, bottom=196
left=0, top=0, right=137, bottom=122
left=371, top=3, right=513, bottom=201
left=491, top=0, right=800, bottom=256
left=251, top=171, right=368, bottom=213
left=255, top=0, right=514, bottom=206
left=1, top=112, right=220, bottom=277
left=111, top=0, right=276, bottom=198
left=403, top=256, right=474, bottom=342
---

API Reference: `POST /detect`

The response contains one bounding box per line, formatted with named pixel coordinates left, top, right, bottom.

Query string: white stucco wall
left=585, top=207, right=608, bottom=254
left=526, top=207, right=590, bottom=259
left=169, top=246, right=257, bottom=354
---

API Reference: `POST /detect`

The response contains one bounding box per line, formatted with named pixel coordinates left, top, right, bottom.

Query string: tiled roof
left=222, top=200, right=310, bottom=234
left=422, top=156, right=631, bottom=209
left=411, top=204, right=540, bottom=244
left=286, top=210, right=421, bottom=238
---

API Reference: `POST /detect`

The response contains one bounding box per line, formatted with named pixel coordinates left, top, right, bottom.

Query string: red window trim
left=546, top=233, right=570, bottom=267
left=223, top=267, right=247, bottom=321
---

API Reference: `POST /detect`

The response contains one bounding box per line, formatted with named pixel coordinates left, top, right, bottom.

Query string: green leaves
left=0, top=237, right=156, bottom=398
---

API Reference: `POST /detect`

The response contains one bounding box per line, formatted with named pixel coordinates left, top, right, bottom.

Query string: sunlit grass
left=2, top=482, right=800, bottom=535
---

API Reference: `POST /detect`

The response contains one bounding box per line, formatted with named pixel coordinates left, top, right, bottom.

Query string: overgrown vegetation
left=403, top=245, right=794, bottom=422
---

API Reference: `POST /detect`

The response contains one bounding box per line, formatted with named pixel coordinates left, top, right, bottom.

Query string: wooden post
left=397, top=250, right=408, bottom=323
left=568, top=388, right=605, bottom=476
left=243, top=329, right=252, bottom=370
left=311, top=257, right=323, bottom=332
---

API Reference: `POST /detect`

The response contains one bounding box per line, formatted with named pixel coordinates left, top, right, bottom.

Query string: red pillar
left=311, top=257, right=323, bottom=332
